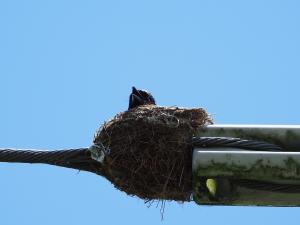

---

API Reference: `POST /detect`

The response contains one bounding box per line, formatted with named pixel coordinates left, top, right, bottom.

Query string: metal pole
left=192, top=124, right=300, bottom=206
left=193, top=149, right=300, bottom=181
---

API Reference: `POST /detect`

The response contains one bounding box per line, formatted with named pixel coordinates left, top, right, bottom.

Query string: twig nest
left=94, top=105, right=212, bottom=201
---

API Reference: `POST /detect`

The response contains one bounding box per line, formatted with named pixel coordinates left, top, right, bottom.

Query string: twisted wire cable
left=0, top=148, right=90, bottom=163
left=0, top=147, right=103, bottom=174
left=192, top=136, right=284, bottom=151
left=0, top=137, right=284, bottom=171
left=0, top=136, right=297, bottom=193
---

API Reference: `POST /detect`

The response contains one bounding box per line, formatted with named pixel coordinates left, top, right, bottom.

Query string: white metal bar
left=193, top=148, right=300, bottom=181
left=192, top=147, right=300, bottom=206
left=192, top=124, right=300, bottom=206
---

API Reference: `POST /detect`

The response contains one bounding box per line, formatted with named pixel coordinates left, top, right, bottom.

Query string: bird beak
left=132, top=86, right=138, bottom=94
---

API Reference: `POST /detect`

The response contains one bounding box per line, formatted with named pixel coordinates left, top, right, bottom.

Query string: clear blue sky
left=1, top=0, right=300, bottom=224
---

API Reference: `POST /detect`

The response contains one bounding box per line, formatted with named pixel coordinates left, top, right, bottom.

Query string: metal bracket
left=89, top=143, right=110, bottom=163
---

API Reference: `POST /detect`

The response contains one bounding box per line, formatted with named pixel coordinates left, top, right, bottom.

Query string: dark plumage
left=128, top=87, right=156, bottom=110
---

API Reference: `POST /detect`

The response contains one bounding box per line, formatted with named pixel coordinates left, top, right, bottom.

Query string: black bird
left=128, top=87, right=156, bottom=110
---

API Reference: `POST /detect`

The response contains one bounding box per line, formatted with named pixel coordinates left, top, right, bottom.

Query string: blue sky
left=1, top=0, right=300, bottom=224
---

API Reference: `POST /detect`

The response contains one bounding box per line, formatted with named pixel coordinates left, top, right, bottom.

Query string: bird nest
left=93, top=105, right=212, bottom=201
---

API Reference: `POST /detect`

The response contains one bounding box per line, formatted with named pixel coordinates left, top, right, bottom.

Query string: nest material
left=94, top=105, right=212, bottom=201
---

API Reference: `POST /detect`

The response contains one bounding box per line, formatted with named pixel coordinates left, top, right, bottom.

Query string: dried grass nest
left=93, top=105, right=212, bottom=201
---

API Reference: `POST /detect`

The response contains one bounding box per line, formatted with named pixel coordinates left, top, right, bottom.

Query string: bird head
left=128, top=86, right=156, bottom=109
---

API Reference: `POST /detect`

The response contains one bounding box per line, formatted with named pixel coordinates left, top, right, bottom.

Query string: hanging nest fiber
left=93, top=105, right=212, bottom=201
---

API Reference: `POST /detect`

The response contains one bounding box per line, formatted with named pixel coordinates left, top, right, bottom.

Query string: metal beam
left=193, top=148, right=300, bottom=181
left=193, top=124, right=300, bottom=206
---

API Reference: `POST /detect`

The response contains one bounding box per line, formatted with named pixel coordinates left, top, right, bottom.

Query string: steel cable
left=0, top=147, right=103, bottom=174
left=192, top=136, right=284, bottom=151
left=0, top=137, right=297, bottom=193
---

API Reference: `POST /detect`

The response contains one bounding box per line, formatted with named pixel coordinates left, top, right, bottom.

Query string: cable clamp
left=89, top=143, right=110, bottom=163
